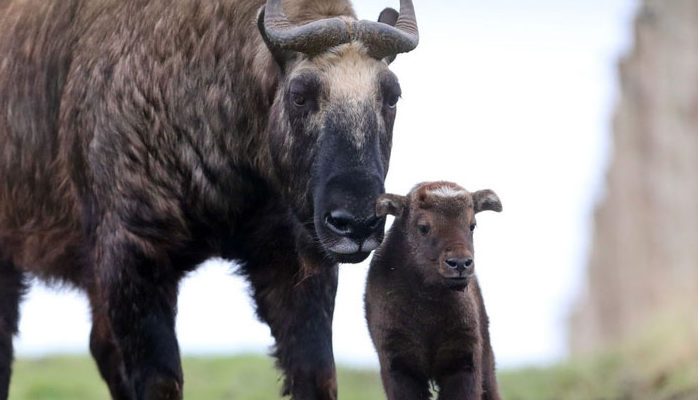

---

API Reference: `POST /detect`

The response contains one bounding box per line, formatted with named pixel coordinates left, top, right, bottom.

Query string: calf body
left=365, top=182, right=501, bottom=400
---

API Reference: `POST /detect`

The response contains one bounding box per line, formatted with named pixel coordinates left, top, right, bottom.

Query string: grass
left=499, top=316, right=698, bottom=400
left=9, top=355, right=385, bottom=400
left=9, top=320, right=697, bottom=400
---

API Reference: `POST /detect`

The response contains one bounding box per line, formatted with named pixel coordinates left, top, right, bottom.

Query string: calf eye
left=418, top=224, right=430, bottom=235
left=469, top=223, right=476, bottom=232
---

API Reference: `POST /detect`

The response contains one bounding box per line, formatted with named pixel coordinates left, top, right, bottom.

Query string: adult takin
left=365, top=182, right=502, bottom=400
left=0, top=0, right=419, bottom=399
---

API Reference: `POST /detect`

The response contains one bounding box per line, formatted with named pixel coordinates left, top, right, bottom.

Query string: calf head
left=377, top=182, right=502, bottom=290
left=260, top=0, right=419, bottom=263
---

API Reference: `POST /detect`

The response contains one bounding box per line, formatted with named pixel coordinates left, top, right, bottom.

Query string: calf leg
left=436, top=354, right=482, bottom=400
left=480, top=346, right=500, bottom=400
left=88, top=288, right=134, bottom=400
left=0, top=259, right=26, bottom=400
left=474, top=283, right=500, bottom=400
left=96, top=235, right=183, bottom=400
left=436, top=370, right=480, bottom=400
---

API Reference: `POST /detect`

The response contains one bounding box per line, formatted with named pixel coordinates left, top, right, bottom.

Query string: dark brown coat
left=0, top=0, right=418, bottom=399
left=365, top=182, right=502, bottom=400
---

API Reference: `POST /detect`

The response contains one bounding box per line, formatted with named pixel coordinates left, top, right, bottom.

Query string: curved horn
left=262, top=0, right=353, bottom=55
left=260, top=0, right=419, bottom=60
left=355, top=0, right=419, bottom=60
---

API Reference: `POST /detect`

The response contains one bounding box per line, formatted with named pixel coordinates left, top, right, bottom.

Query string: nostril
left=324, top=210, right=355, bottom=236
left=446, top=258, right=472, bottom=271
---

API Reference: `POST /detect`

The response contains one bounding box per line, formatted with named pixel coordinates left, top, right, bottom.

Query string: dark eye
left=384, top=94, right=399, bottom=109
left=379, top=72, right=401, bottom=110
left=292, top=92, right=306, bottom=107
left=287, top=74, right=320, bottom=112
left=469, top=223, right=476, bottom=232
left=418, top=224, right=430, bottom=235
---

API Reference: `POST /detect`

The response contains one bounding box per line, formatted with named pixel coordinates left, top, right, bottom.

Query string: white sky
left=15, top=0, right=638, bottom=369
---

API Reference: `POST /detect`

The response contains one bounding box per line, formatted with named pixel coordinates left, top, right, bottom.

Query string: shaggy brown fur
left=365, top=182, right=502, bottom=400
left=0, top=0, right=415, bottom=399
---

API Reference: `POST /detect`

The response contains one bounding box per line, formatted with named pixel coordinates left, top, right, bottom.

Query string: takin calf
left=365, top=181, right=502, bottom=400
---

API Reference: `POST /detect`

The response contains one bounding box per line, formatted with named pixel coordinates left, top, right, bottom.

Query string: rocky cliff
left=570, top=0, right=697, bottom=353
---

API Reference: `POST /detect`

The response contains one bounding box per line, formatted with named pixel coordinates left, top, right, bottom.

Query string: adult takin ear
left=376, top=194, right=407, bottom=217
left=473, top=190, right=503, bottom=213
left=377, top=8, right=399, bottom=64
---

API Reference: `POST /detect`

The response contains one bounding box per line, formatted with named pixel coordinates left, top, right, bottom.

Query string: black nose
left=445, top=257, right=473, bottom=272
left=324, top=210, right=382, bottom=239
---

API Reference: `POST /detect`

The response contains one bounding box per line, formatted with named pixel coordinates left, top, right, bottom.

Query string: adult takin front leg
left=88, top=288, right=134, bottom=400
left=0, top=259, right=26, bottom=400
left=251, top=261, right=339, bottom=399
left=242, top=241, right=339, bottom=399
left=95, top=232, right=184, bottom=400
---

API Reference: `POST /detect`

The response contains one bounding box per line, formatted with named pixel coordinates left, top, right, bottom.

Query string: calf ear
left=473, top=190, right=502, bottom=213
left=376, top=194, right=407, bottom=217
left=377, top=8, right=399, bottom=64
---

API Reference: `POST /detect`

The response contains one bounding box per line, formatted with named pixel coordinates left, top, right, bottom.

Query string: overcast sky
left=16, top=0, right=638, bottom=369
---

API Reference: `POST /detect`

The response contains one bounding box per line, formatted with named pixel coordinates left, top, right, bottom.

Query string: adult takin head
left=375, top=181, right=502, bottom=290
left=260, top=0, right=419, bottom=263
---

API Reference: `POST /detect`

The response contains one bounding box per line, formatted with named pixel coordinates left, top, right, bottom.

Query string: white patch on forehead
left=430, top=186, right=469, bottom=198
left=327, top=58, right=378, bottom=100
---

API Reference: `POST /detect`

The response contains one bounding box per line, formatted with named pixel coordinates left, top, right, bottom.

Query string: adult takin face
left=0, top=0, right=418, bottom=399
left=262, top=0, right=416, bottom=262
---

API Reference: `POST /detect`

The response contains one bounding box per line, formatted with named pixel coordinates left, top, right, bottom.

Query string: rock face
left=570, top=0, right=697, bottom=352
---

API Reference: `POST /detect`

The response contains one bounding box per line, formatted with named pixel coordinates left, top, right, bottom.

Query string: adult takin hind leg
left=0, top=257, right=26, bottom=400
left=88, top=288, right=134, bottom=400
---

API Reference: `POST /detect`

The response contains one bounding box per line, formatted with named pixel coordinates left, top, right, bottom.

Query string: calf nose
left=445, top=257, right=473, bottom=272
left=324, top=210, right=383, bottom=240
